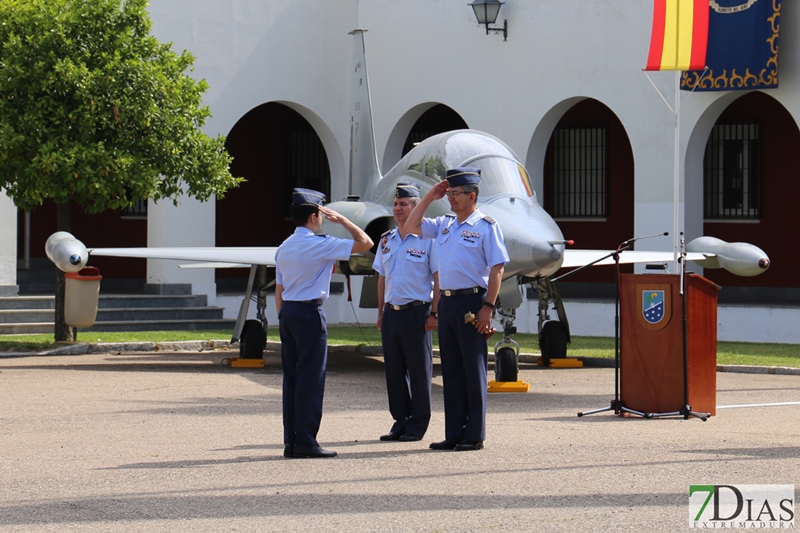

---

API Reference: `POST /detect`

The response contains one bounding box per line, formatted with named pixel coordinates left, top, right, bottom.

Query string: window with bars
left=548, top=124, right=608, bottom=218
left=283, top=129, right=331, bottom=217
left=703, top=121, right=761, bottom=220
left=121, top=199, right=148, bottom=218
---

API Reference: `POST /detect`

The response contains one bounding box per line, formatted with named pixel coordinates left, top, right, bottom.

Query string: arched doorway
left=402, top=104, right=468, bottom=157
left=216, top=102, right=332, bottom=290
left=698, top=92, right=800, bottom=296
left=541, top=98, right=635, bottom=287
left=383, top=104, right=469, bottom=173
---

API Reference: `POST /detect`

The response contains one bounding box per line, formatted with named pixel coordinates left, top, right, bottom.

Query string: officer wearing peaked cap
left=372, top=182, right=440, bottom=442
left=275, top=188, right=373, bottom=459
left=404, top=168, right=509, bottom=452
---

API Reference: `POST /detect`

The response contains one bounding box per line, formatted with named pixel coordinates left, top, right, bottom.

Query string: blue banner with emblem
left=682, top=0, right=781, bottom=91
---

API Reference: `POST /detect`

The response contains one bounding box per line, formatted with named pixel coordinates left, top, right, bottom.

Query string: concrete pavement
left=1, top=349, right=798, bottom=532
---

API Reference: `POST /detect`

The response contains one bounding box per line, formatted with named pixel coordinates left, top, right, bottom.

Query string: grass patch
left=0, top=330, right=234, bottom=353
left=2, top=326, right=799, bottom=368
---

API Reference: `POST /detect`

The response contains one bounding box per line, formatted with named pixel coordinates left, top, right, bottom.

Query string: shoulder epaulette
left=380, top=229, right=393, bottom=238
left=445, top=213, right=456, bottom=218
left=482, top=216, right=496, bottom=224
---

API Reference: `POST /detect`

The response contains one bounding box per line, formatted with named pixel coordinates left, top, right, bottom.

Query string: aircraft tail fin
left=348, top=29, right=382, bottom=197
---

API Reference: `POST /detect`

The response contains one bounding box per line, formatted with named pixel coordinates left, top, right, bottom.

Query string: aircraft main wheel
left=494, top=346, right=519, bottom=382
left=539, top=320, right=568, bottom=366
left=240, top=319, right=266, bottom=359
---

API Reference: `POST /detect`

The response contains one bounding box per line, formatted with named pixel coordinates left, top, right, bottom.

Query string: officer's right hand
left=427, top=180, right=449, bottom=200
left=376, top=315, right=382, bottom=330
left=319, top=205, right=344, bottom=224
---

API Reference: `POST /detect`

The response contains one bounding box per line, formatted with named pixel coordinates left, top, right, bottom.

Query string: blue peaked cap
left=446, top=167, right=481, bottom=187
left=292, top=188, right=326, bottom=206
left=395, top=181, right=420, bottom=198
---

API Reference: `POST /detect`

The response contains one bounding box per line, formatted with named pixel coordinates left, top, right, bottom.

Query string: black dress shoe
left=283, top=445, right=294, bottom=458
left=380, top=431, right=403, bottom=441
left=399, top=434, right=422, bottom=442
left=292, top=445, right=337, bottom=458
left=454, top=440, right=484, bottom=451
left=429, top=439, right=460, bottom=450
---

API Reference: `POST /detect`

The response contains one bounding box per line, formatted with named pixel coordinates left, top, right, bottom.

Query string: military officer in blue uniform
left=275, top=188, right=373, bottom=459
left=405, top=168, right=509, bottom=451
left=373, top=182, right=440, bottom=442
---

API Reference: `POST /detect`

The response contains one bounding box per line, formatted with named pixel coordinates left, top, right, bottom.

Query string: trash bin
left=64, top=267, right=102, bottom=328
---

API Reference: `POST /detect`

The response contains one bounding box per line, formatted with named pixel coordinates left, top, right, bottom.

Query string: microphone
left=620, top=232, right=668, bottom=247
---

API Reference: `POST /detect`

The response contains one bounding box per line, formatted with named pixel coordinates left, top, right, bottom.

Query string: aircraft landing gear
left=239, top=319, right=266, bottom=359
left=488, top=307, right=529, bottom=392
left=228, top=265, right=271, bottom=366
left=539, top=320, right=568, bottom=366
left=532, top=277, right=571, bottom=365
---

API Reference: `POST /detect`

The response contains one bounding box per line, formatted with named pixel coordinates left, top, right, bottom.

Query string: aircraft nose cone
left=531, top=240, right=562, bottom=263
left=70, top=254, right=83, bottom=266
left=758, top=258, right=770, bottom=270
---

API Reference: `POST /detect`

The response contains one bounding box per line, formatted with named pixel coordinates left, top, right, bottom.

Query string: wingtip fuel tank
left=45, top=232, right=89, bottom=273
left=686, top=236, right=770, bottom=277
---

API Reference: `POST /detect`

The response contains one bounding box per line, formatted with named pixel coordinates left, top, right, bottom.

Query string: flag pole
left=672, top=70, right=681, bottom=271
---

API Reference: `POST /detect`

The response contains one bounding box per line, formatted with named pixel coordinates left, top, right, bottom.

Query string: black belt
left=292, top=299, right=322, bottom=305
left=386, top=300, right=427, bottom=311
left=440, top=287, right=485, bottom=297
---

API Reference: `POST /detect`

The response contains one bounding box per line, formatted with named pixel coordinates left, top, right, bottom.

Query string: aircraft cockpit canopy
left=399, top=130, right=535, bottom=201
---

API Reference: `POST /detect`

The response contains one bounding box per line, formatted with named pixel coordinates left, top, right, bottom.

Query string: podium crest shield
left=636, top=284, right=672, bottom=331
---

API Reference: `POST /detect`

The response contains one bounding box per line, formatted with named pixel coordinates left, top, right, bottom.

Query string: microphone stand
left=645, top=233, right=709, bottom=421
left=575, top=232, right=668, bottom=418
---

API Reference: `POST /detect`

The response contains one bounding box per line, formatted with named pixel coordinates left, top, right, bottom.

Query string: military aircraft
left=45, top=30, right=770, bottom=363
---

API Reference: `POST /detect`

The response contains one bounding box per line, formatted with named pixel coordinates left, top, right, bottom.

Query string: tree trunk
left=54, top=203, right=73, bottom=342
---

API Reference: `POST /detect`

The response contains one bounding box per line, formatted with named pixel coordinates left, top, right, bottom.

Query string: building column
left=146, top=195, right=216, bottom=305
left=0, top=190, right=19, bottom=296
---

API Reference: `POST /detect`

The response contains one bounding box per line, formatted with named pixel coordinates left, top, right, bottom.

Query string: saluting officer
left=405, top=168, right=509, bottom=452
left=275, top=188, right=373, bottom=459
left=373, top=182, right=440, bottom=442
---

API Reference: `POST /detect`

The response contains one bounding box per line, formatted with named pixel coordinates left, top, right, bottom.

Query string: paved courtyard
left=1, top=350, right=798, bottom=532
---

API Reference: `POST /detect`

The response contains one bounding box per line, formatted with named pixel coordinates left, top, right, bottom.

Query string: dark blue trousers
left=437, top=292, right=488, bottom=442
left=381, top=304, right=432, bottom=437
left=279, top=301, right=327, bottom=447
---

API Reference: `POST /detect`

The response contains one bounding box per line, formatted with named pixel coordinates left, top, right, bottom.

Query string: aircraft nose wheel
left=495, top=346, right=519, bottom=382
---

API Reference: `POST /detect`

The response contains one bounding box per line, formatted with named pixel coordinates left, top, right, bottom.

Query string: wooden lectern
left=619, top=274, right=718, bottom=416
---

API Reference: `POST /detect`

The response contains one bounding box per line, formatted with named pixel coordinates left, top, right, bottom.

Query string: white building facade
left=4, top=0, right=799, bottom=343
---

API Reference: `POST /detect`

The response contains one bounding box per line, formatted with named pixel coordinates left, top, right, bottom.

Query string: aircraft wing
left=177, top=262, right=252, bottom=269
left=87, top=247, right=278, bottom=267
left=561, top=249, right=707, bottom=269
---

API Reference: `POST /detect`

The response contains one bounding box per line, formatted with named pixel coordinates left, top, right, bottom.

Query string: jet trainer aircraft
left=46, top=30, right=770, bottom=363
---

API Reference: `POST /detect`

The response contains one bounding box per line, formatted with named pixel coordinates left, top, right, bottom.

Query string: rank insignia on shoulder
left=482, top=216, right=496, bottom=224
left=380, top=229, right=392, bottom=238
left=445, top=213, right=456, bottom=218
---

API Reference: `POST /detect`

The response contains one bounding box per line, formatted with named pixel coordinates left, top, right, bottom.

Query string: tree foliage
left=0, top=0, right=242, bottom=213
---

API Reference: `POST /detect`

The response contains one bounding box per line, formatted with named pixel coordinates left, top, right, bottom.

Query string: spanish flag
left=645, top=0, right=709, bottom=71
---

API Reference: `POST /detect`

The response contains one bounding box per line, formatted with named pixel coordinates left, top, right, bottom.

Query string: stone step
left=0, top=294, right=208, bottom=311
left=0, top=319, right=237, bottom=335
left=0, top=296, right=55, bottom=310
left=1, top=306, right=226, bottom=324
left=0, top=292, right=233, bottom=335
